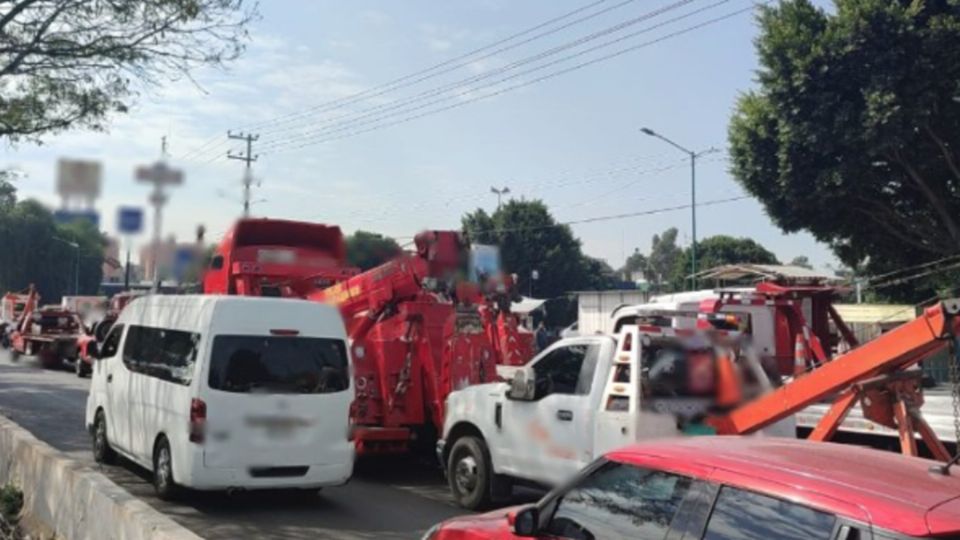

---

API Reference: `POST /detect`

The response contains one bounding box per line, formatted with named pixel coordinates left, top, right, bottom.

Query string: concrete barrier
left=0, top=415, right=202, bottom=540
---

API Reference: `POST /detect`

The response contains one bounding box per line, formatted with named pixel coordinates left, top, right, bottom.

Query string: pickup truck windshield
left=208, top=335, right=349, bottom=394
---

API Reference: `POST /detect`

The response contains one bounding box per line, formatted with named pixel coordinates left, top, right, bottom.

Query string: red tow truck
left=9, top=286, right=86, bottom=370
left=204, top=219, right=534, bottom=455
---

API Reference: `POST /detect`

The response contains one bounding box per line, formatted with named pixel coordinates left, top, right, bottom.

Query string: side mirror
left=506, top=366, right=536, bottom=401
left=511, top=505, right=539, bottom=536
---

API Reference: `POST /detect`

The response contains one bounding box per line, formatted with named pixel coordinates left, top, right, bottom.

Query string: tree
left=0, top=0, right=257, bottom=142
left=728, top=0, right=960, bottom=298
left=462, top=200, right=600, bottom=298
left=789, top=256, right=813, bottom=269
left=345, top=231, right=401, bottom=271
left=620, top=249, right=649, bottom=281
left=0, top=182, right=104, bottom=302
left=671, top=235, right=779, bottom=288
left=648, top=228, right=682, bottom=287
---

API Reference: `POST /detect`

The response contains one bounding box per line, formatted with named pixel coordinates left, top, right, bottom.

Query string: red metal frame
left=708, top=299, right=960, bottom=461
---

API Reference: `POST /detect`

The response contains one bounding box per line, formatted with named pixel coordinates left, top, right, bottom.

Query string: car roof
left=607, top=437, right=960, bottom=536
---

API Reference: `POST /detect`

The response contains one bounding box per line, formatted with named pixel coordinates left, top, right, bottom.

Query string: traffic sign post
left=116, top=206, right=144, bottom=291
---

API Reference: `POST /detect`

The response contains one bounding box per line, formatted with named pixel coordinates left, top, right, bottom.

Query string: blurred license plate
left=245, top=416, right=309, bottom=437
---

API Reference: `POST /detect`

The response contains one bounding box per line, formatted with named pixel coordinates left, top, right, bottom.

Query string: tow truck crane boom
left=709, top=299, right=960, bottom=461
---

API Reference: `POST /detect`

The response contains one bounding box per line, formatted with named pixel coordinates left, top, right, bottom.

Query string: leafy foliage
left=671, top=235, right=779, bottom=289
left=728, top=0, right=960, bottom=299
left=345, top=231, right=401, bottom=271
left=620, top=249, right=649, bottom=281
left=0, top=0, right=257, bottom=142
left=789, top=255, right=813, bottom=269
left=648, top=227, right=682, bottom=287
left=461, top=200, right=613, bottom=297
left=0, top=178, right=104, bottom=302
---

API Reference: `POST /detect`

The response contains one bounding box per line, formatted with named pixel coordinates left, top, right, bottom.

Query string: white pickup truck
left=438, top=325, right=791, bottom=509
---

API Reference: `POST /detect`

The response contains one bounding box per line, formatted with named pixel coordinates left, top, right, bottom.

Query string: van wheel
left=448, top=436, right=493, bottom=510
left=92, top=410, right=116, bottom=464
left=153, top=438, right=178, bottom=500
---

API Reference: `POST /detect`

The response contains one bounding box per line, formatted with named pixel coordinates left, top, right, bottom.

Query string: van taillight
left=189, top=398, right=206, bottom=444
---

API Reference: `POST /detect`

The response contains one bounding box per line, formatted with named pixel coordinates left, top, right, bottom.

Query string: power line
left=237, top=0, right=632, bottom=134
left=402, top=195, right=752, bottom=240
left=261, top=2, right=759, bottom=154
left=257, top=0, right=695, bottom=140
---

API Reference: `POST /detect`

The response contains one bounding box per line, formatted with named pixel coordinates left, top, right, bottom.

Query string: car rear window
left=207, top=335, right=349, bottom=394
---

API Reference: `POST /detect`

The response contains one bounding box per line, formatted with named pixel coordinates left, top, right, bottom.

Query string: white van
left=84, top=295, right=354, bottom=499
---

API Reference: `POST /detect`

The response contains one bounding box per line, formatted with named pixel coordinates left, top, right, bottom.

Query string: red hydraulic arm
left=708, top=299, right=960, bottom=461
left=308, top=230, right=463, bottom=339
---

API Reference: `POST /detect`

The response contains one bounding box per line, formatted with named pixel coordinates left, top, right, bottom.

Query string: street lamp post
left=53, top=237, right=80, bottom=295
left=490, top=186, right=510, bottom=210
left=640, top=127, right=717, bottom=289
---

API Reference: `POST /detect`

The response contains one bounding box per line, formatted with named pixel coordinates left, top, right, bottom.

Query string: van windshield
left=208, top=335, right=349, bottom=394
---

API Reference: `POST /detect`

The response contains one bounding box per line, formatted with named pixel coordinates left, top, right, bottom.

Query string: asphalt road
left=0, top=350, right=474, bottom=540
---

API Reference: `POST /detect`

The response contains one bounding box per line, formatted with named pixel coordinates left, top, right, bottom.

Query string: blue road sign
left=54, top=209, right=100, bottom=228
left=117, top=207, right=143, bottom=235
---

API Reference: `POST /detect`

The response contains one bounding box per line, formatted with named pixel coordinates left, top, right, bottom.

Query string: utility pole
left=227, top=131, right=259, bottom=217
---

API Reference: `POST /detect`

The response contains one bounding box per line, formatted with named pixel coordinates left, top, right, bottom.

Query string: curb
left=0, top=415, right=202, bottom=540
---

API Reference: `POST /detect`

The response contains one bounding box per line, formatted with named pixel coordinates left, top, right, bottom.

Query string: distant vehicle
left=9, top=288, right=85, bottom=370
left=424, top=437, right=960, bottom=539
left=84, top=295, right=355, bottom=499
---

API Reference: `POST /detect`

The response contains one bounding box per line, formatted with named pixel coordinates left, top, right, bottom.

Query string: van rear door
left=201, top=334, right=352, bottom=470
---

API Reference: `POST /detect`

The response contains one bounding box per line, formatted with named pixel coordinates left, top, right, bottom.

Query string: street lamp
left=490, top=186, right=510, bottom=210
left=640, top=127, right=718, bottom=289
left=53, top=237, right=80, bottom=295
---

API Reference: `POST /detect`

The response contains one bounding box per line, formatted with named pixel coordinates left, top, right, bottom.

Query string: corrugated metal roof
left=833, top=304, right=917, bottom=324
left=695, top=264, right=839, bottom=282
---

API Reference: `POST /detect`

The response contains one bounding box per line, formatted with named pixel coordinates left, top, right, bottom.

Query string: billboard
left=117, top=207, right=144, bottom=235
left=57, top=159, right=102, bottom=198
left=53, top=209, right=100, bottom=228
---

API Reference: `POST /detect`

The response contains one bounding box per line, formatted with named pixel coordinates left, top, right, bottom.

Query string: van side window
left=123, top=325, right=200, bottom=386
left=100, top=325, right=124, bottom=358
left=702, top=486, right=835, bottom=540
left=210, top=255, right=224, bottom=270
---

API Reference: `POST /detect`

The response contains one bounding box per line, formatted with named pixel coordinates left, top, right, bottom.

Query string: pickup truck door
left=501, top=339, right=606, bottom=485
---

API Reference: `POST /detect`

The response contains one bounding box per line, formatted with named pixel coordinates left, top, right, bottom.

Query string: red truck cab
left=203, top=218, right=359, bottom=297
left=426, top=437, right=960, bottom=539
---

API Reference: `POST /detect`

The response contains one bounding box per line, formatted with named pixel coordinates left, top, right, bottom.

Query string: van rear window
left=207, top=336, right=349, bottom=394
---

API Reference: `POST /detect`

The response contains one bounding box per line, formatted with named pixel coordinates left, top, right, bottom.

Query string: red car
left=425, top=437, right=960, bottom=539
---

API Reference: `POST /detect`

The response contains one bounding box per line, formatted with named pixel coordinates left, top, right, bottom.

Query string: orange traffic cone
left=793, top=334, right=808, bottom=377
left=715, top=353, right=742, bottom=408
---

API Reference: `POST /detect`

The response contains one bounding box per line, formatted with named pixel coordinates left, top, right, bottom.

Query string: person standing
left=535, top=321, right=549, bottom=352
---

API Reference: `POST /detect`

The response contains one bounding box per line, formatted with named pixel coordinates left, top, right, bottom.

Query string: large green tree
left=0, top=0, right=256, bottom=142
left=671, top=235, right=779, bottom=288
left=728, top=0, right=960, bottom=295
left=648, top=227, right=682, bottom=287
left=0, top=179, right=104, bottom=302
left=462, top=200, right=610, bottom=297
left=345, top=231, right=401, bottom=271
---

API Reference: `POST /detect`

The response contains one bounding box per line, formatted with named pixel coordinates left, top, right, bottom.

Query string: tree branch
left=887, top=149, right=960, bottom=249
left=923, top=124, right=960, bottom=185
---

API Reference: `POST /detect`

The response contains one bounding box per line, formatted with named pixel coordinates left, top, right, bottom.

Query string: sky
left=0, top=0, right=840, bottom=272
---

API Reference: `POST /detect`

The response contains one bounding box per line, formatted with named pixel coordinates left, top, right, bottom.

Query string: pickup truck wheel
left=448, top=436, right=493, bottom=510
left=92, top=410, right=116, bottom=464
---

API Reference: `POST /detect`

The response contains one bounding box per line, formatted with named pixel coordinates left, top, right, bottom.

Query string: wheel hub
left=454, top=455, right=478, bottom=493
